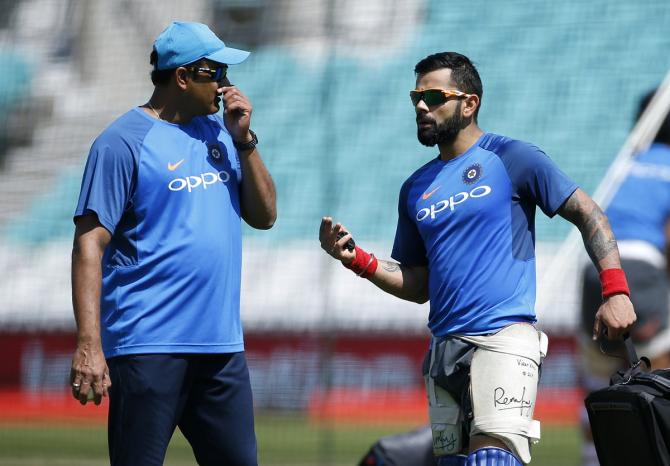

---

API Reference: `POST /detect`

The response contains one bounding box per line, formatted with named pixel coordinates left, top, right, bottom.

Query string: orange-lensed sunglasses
left=410, top=88, right=473, bottom=106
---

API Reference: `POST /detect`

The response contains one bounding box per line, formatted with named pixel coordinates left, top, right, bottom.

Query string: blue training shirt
left=74, top=108, right=244, bottom=357
left=392, top=133, right=578, bottom=337
left=605, top=143, right=670, bottom=251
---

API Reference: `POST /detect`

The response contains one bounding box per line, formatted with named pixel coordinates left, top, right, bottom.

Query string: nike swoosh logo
left=167, top=159, right=185, bottom=171
left=422, top=187, right=440, bottom=200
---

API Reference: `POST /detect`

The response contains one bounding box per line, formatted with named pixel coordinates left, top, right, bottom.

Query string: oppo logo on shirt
left=168, top=170, right=231, bottom=192
left=416, top=185, right=492, bottom=221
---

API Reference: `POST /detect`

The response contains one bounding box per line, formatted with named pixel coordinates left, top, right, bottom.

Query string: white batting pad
left=459, top=324, right=548, bottom=464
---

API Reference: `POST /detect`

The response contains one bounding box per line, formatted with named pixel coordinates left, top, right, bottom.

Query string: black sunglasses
left=188, top=66, right=228, bottom=82
left=410, top=88, right=473, bottom=107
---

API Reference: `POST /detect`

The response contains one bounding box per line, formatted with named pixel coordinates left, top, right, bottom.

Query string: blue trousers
left=107, top=352, right=257, bottom=466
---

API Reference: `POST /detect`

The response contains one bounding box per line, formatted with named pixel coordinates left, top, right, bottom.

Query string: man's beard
left=416, top=102, right=469, bottom=147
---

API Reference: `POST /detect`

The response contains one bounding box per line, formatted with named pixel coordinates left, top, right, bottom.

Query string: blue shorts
left=107, top=352, right=257, bottom=466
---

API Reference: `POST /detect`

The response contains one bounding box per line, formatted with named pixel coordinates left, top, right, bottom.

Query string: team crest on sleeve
left=462, top=163, right=483, bottom=184
left=208, top=143, right=227, bottom=162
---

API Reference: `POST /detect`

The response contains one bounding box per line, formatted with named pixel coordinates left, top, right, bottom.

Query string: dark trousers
left=107, top=352, right=257, bottom=466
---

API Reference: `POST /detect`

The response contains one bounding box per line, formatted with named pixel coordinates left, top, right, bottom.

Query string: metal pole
left=318, top=0, right=338, bottom=464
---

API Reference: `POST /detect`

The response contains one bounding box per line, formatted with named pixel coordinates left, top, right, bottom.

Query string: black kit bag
left=584, top=335, right=670, bottom=466
left=357, top=425, right=438, bottom=466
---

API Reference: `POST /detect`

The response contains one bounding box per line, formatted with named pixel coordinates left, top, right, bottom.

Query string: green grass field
left=0, top=414, right=580, bottom=466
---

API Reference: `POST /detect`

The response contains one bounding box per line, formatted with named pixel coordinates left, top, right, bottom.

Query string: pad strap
left=471, top=416, right=541, bottom=443
left=457, top=328, right=548, bottom=365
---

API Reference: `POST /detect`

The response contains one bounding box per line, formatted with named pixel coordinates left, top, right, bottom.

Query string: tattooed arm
left=557, top=188, right=636, bottom=339
left=319, top=217, right=429, bottom=304
left=368, top=259, right=430, bottom=304
left=558, top=188, right=621, bottom=270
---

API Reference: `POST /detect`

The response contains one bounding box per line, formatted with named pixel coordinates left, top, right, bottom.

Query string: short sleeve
left=74, top=135, right=136, bottom=234
left=391, top=180, right=428, bottom=266
left=501, top=141, right=578, bottom=217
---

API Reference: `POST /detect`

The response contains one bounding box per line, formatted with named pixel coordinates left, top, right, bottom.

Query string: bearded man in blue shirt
left=320, top=52, right=636, bottom=466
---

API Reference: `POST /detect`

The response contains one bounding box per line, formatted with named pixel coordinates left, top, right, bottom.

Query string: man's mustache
left=416, top=117, right=436, bottom=126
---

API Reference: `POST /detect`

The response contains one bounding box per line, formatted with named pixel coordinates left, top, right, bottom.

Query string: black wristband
left=234, top=130, right=258, bottom=152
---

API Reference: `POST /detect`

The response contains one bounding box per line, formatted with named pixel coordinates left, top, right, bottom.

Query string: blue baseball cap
left=153, top=21, right=250, bottom=70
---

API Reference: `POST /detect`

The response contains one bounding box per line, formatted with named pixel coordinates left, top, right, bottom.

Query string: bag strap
left=600, top=333, right=651, bottom=383
left=622, top=333, right=639, bottom=367
left=621, top=333, right=652, bottom=381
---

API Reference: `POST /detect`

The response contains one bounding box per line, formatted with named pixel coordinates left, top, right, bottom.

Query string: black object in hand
left=336, top=231, right=356, bottom=252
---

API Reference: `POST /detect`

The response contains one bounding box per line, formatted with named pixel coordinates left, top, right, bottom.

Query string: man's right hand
left=319, top=217, right=356, bottom=264
left=592, top=293, right=637, bottom=341
left=70, top=340, right=111, bottom=406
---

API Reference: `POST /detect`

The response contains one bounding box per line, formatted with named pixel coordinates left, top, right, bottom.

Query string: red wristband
left=343, top=246, right=378, bottom=278
left=599, top=268, right=630, bottom=299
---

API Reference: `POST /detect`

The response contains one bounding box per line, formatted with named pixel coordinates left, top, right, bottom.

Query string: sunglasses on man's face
left=410, top=88, right=472, bottom=107
left=188, top=66, right=228, bottom=83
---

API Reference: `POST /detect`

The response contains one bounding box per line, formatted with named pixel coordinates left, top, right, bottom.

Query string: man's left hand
left=220, top=85, right=253, bottom=144
left=70, top=342, right=111, bottom=406
left=593, top=293, right=637, bottom=340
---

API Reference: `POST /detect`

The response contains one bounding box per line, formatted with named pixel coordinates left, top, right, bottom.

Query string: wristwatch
left=234, top=130, right=258, bottom=152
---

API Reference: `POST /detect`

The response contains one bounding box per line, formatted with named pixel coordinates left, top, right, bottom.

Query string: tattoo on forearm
left=381, top=261, right=401, bottom=273
left=561, top=192, right=618, bottom=262
left=583, top=205, right=618, bottom=261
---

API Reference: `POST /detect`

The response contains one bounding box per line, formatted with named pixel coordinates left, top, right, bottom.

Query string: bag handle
left=622, top=332, right=639, bottom=367
left=600, top=332, right=651, bottom=378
